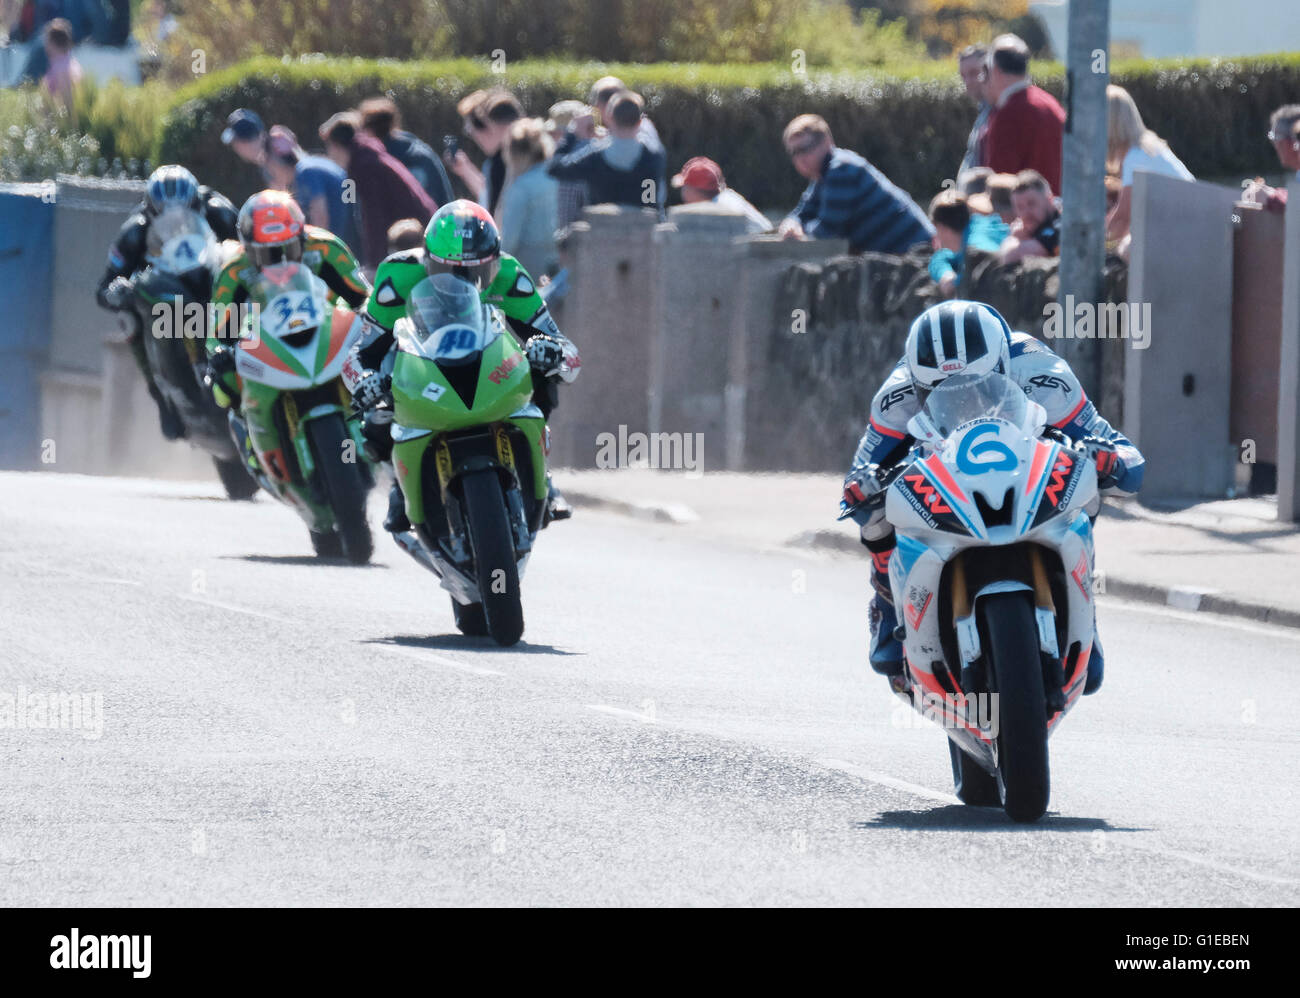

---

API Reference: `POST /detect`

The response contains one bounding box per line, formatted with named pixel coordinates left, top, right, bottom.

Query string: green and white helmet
left=423, top=199, right=502, bottom=291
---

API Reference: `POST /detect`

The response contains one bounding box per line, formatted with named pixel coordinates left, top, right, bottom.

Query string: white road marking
left=818, top=757, right=961, bottom=805
left=177, top=594, right=294, bottom=623
left=371, top=643, right=503, bottom=677
left=586, top=704, right=657, bottom=723
left=20, top=562, right=141, bottom=587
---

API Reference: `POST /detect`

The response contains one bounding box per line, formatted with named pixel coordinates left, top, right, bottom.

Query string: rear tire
left=981, top=591, right=1051, bottom=822
left=451, top=598, right=489, bottom=636
left=461, top=470, right=524, bottom=646
left=306, top=415, right=373, bottom=565
left=213, top=455, right=258, bottom=500
left=949, top=740, right=1000, bottom=806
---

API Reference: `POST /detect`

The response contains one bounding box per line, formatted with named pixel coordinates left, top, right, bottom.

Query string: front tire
left=213, top=455, right=258, bottom=501
left=461, top=470, right=523, bottom=646
left=306, top=415, right=373, bottom=565
left=980, top=591, right=1051, bottom=822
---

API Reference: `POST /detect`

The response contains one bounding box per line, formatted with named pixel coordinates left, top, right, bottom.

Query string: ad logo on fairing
left=956, top=422, right=1017, bottom=475
left=892, top=691, right=1000, bottom=738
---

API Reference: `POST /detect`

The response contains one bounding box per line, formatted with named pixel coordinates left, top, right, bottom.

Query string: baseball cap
left=221, top=109, right=266, bottom=145
left=671, top=157, right=724, bottom=194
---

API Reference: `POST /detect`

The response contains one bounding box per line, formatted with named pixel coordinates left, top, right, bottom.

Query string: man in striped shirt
left=777, top=114, right=934, bottom=255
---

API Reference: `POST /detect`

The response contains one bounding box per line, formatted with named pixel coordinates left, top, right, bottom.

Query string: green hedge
left=143, top=52, right=1300, bottom=212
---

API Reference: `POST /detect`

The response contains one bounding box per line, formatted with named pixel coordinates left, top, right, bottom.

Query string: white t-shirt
left=713, top=188, right=773, bottom=234
left=1121, top=143, right=1193, bottom=186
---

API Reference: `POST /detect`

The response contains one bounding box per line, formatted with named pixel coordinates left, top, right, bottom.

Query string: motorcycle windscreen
left=399, top=273, right=501, bottom=364
left=236, top=262, right=336, bottom=388
left=923, top=370, right=1027, bottom=438
left=145, top=206, right=218, bottom=276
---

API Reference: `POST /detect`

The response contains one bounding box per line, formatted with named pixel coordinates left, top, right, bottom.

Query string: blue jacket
left=787, top=147, right=934, bottom=255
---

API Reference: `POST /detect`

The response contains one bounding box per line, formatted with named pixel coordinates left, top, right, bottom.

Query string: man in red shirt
left=982, top=34, right=1065, bottom=195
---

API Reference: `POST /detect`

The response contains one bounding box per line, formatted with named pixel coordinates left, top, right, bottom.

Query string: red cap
left=671, top=157, right=724, bottom=194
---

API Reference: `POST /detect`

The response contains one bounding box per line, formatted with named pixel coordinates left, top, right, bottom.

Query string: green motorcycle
left=380, top=273, right=550, bottom=646
left=233, top=262, right=376, bottom=563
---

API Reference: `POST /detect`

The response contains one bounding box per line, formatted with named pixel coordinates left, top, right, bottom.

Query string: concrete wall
left=1279, top=178, right=1300, bottom=521
left=1126, top=172, right=1239, bottom=500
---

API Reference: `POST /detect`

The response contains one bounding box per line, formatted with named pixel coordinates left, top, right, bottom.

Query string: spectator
left=359, top=96, right=455, bottom=208
left=958, top=44, right=991, bottom=175
left=1241, top=104, right=1300, bottom=214
left=386, top=218, right=425, bottom=255
left=982, top=33, right=1066, bottom=194
left=264, top=125, right=359, bottom=250
left=928, top=189, right=1009, bottom=298
left=498, top=117, right=560, bottom=280
left=1105, top=84, right=1193, bottom=242
left=546, top=99, right=590, bottom=229
left=958, top=166, right=992, bottom=196
left=319, top=111, right=435, bottom=269
left=589, top=76, right=661, bottom=150
left=984, top=172, right=1017, bottom=225
left=221, top=108, right=270, bottom=169
left=446, top=89, right=524, bottom=217
left=777, top=114, right=933, bottom=254
left=671, top=156, right=772, bottom=234
left=40, top=18, right=81, bottom=109
left=998, top=169, right=1061, bottom=264
left=546, top=90, right=666, bottom=220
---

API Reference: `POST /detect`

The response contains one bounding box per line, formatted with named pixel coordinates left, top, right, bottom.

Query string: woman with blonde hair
left=497, top=117, right=560, bottom=279
left=1106, top=84, right=1193, bottom=241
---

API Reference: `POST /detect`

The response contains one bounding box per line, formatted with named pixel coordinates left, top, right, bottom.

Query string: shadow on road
left=222, top=554, right=389, bottom=568
left=366, top=634, right=581, bottom=656
left=859, top=806, right=1148, bottom=833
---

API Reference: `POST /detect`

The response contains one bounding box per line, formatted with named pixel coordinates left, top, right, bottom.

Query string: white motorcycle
left=869, top=370, right=1100, bottom=822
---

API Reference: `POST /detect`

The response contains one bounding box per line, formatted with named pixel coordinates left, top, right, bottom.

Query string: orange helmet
left=237, top=190, right=306, bottom=269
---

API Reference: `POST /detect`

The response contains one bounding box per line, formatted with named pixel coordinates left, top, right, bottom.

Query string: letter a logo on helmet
left=906, top=300, right=1011, bottom=393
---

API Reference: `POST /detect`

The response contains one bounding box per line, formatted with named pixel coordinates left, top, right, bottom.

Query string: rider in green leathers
left=343, top=200, right=580, bottom=532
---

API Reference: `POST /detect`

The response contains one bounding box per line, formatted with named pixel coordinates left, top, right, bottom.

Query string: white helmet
left=905, top=300, right=1012, bottom=396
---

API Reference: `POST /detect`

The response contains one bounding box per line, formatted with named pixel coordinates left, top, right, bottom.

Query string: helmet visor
left=424, top=254, right=499, bottom=292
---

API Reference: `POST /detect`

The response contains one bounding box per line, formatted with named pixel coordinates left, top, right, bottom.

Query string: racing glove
left=205, top=347, right=239, bottom=408
left=1077, top=435, right=1122, bottom=490
left=840, top=464, right=888, bottom=519
left=102, top=277, right=135, bottom=311
left=525, top=335, right=566, bottom=378
left=350, top=371, right=391, bottom=414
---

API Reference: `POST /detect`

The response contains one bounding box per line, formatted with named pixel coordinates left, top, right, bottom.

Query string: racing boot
left=868, top=549, right=904, bottom=686
left=545, top=475, right=572, bottom=523
left=384, top=482, right=411, bottom=534
left=152, top=387, right=186, bottom=441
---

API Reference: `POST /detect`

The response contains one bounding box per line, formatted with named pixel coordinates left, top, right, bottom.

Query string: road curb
left=564, top=489, right=699, bottom=525
left=785, top=528, right=1300, bottom=632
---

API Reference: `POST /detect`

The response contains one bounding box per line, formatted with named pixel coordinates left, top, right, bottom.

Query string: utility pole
left=1057, top=0, right=1110, bottom=399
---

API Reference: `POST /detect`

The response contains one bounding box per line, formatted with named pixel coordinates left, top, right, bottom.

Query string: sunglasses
left=786, top=136, right=822, bottom=157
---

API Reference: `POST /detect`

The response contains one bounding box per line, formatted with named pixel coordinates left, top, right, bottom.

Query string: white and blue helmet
left=905, top=300, right=1012, bottom=395
left=145, top=165, right=199, bottom=215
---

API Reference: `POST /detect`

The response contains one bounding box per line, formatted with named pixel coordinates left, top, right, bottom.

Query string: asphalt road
left=1, top=471, right=1297, bottom=906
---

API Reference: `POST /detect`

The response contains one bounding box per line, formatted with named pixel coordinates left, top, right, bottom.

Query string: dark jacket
left=382, top=130, right=455, bottom=207
left=347, top=133, right=436, bottom=268
left=547, top=132, right=666, bottom=220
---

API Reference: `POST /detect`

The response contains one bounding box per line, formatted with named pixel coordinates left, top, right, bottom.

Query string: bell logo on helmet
left=940, top=360, right=965, bottom=373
